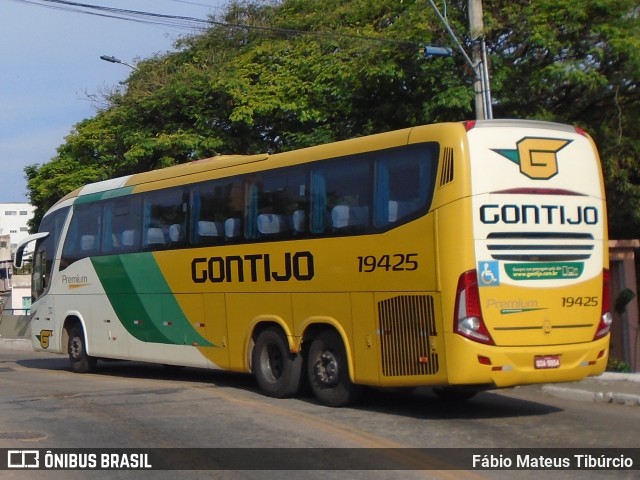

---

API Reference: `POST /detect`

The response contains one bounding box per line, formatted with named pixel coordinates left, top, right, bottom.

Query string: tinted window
left=102, top=196, right=142, bottom=253
left=190, top=178, right=243, bottom=245
left=373, top=144, right=439, bottom=228
left=310, top=159, right=371, bottom=234
left=34, top=206, right=69, bottom=295
left=246, top=168, right=307, bottom=240
left=143, top=189, right=188, bottom=250
left=61, top=203, right=102, bottom=268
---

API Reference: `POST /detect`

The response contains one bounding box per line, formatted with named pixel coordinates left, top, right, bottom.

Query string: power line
left=9, top=0, right=212, bottom=30
left=8, top=0, right=421, bottom=47
left=164, top=0, right=223, bottom=8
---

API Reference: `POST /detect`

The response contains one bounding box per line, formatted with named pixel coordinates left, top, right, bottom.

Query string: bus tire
left=67, top=325, right=96, bottom=373
left=307, top=330, right=363, bottom=407
left=252, top=327, right=303, bottom=398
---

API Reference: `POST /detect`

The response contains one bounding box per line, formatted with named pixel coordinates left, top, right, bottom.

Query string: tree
left=26, top=0, right=640, bottom=238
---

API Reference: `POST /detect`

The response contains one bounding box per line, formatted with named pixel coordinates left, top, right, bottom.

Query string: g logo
left=493, top=137, right=572, bottom=180
left=37, top=330, right=53, bottom=349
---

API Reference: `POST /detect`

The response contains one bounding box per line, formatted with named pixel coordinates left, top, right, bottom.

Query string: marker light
left=594, top=269, right=613, bottom=340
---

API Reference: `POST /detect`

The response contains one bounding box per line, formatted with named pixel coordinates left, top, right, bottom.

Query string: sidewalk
left=542, top=372, right=640, bottom=407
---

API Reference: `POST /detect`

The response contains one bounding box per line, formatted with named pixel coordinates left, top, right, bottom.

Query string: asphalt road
left=0, top=349, right=638, bottom=480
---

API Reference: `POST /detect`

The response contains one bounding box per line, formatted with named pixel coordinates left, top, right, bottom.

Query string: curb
left=542, top=385, right=640, bottom=407
left=599, top=372, right=640, bottom=383
left=0, top=338, right=32, bottom=351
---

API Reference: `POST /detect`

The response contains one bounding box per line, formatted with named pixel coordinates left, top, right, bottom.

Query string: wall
left=609, top=240, right=640, bottom=372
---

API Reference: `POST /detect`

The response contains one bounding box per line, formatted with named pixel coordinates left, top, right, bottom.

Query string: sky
left=1, top=0, right=228, bottom=203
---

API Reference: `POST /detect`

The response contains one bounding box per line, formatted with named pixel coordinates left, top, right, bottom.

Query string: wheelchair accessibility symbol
left=479, top=261, right=500, bottom=286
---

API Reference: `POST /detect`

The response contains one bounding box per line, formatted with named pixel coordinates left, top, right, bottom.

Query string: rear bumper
left=443, top=334, right=610, bottom=388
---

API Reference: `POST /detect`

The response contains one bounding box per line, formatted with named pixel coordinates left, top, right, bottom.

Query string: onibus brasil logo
left=493, top=137, right=572, bottom=180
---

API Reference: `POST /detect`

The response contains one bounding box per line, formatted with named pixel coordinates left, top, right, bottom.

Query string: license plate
left=535, top=355, right=561, bottom=369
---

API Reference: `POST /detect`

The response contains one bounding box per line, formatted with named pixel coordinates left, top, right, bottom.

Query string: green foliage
left=25, top=0, right=640, bottom=239
left=607, top=357, right=631, bottom=373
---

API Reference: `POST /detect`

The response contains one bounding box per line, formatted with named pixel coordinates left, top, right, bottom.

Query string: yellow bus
left=16, top=120, right=611, bottom=407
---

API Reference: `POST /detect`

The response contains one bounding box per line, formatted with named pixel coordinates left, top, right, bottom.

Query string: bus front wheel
left=307, top=330, right=363, bottom=407
left=67, top=325, right=96, bottom=373
left=252, top=327, right=303, bottom=398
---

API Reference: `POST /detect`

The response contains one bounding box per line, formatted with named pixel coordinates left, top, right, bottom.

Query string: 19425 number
left=561, top=296, right=599, bottom=307
left=357, top=254, right=418, bottom=273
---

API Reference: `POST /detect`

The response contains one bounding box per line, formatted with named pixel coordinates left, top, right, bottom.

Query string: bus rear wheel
left=252, top=327, right=303, bottom=398
left=307, top=330, right=362, bottom=407
left=67, top=325, right=96, bottom=373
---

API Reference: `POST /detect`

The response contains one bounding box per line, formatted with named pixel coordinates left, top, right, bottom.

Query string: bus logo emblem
left=36, top=330, right=53, bottom=349
left=493, top=137, right=572, bottom=180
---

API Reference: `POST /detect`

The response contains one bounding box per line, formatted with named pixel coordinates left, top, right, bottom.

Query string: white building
left=0, top=203, right=34, bottom=252
left=0, top=204, right=35, bottom=312
left=9, top=274, right=31, bottom=314
left=0, top=234, right=11, bottom=293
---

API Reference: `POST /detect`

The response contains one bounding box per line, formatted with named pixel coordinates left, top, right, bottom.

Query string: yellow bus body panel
left=445, top=334, right=609, bottom=387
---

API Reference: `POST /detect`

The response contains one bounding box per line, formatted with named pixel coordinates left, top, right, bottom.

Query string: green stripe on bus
left=91, top=254, right=214, bottom=347
left=74, top=186, right=135, bottom=205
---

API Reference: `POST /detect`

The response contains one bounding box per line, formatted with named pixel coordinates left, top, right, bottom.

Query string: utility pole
left=427, top=0, right=493, bottom=120
left=468, top=0, right=492, bottom=119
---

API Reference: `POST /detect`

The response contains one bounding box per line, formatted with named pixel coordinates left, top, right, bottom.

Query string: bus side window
left=191, top=183, right=224, bottom=246
left=61, top=202, right=102, bottom=267
left=102, top=197, right=141, bottom=254
left=373, top=144, right=439, bottom=228
left=191, top=178, right=243, bottom=245
left=310, top=170, right=327, bottom=234
left=327, top=160, right=371, bottom=233
left=311, top=159, right=371, bottom=235
left=143, top=189, right=187, bottom=250
left=33, top=206, right=69, bottom=294
left=288, top=171, right=308, bottom=236
left=248, top=169, right=307, bottom=240
left=226, top=180, right=244, bottom=241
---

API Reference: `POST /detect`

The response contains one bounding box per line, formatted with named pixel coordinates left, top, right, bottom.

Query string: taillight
left=594, top=269, right=613, bottom=340
left=463, top=120, right=477, bottom=131
left=574, top=126, right=588, bottom=137
left=454, top=270, right=494, bottom=345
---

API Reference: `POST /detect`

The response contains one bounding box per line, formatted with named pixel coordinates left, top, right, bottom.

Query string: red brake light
left=574, top=126, right=588, bottom=137
left=454, top=270, right=494, bottom=345
left=594, top=269, right=613, bottom=340
left=463, top=120, right=477, bottom=131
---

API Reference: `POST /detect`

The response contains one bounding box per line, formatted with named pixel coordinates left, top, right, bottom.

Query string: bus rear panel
left=442, top=120, right=609, bottom=388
